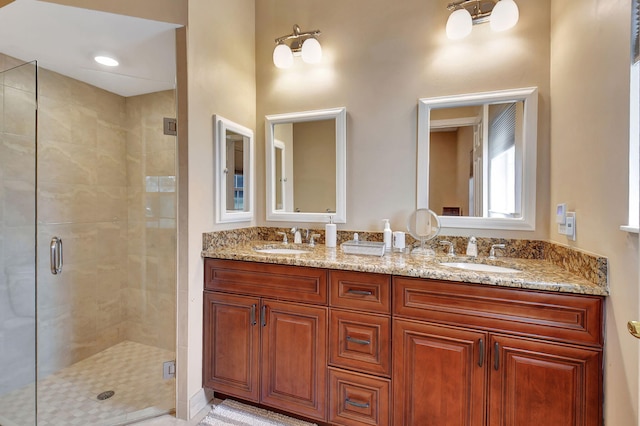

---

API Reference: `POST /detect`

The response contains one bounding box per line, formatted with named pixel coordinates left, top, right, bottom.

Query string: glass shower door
left=0, top=59, right=38, bottom=426
left=34, top=61, right=177, bottom=424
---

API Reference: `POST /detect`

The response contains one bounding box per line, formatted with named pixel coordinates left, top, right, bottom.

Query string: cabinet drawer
left=330, top=270, right=391, bottom=313
left=205, top=259, right=327, bottom=305
left=330, top=309, right=391, bottom=377
left=393, top=277, right=604, bottom=347
left=329, top=368, right=391, bottom=426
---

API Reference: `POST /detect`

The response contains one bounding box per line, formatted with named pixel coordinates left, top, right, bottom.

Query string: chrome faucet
left=291, top=227, right=302, bottom=244
left=276, top=231, right=288, bottom=244
left=439, top=240, right=456, bottom=257
left=466, top=236, right=478, bottom=257
left=309, top=233, right=321, bottom=247
left=489, top=244, right=506, bottom=260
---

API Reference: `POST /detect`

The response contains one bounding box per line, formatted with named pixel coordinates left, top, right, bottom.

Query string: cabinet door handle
left=250, top=304, right=257, bottom=326
left=494, top=341, right=500, bottom=370
left=346, top=336, right=371, bottom=345
left=478, top=338, right=484, bottom=367
left=261, top=305, right=267, bottom=327
left=346, top=289, right=373, bottom=296
left=345, top=398, right=370, bottom=409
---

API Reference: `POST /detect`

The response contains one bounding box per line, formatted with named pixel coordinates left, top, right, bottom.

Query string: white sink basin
left=253, top=245, right=311, bottom=255
left=440, top=262, right=521, bottom=273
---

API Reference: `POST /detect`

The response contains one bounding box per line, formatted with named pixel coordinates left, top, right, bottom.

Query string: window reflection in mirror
left=225, top=130, right=248, bottom=211
left=417, top=87, right=537, bottom=231
left=214, top=115, right=254, bottom=223
left=429, top=101, right=524, bottom=219
left=265, top=107, right=347, bottom=223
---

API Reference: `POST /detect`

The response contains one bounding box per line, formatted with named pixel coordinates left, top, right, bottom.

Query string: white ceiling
left=0, top=0, right=180, bottom=97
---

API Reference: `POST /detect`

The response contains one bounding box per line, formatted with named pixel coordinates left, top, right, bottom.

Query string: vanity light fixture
left=445, top=0, right=519, bottom=40
left=273, top=24, right=322, bottom=69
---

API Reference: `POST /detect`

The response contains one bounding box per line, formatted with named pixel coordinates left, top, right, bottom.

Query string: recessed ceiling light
left=94, top=56, right=119, bottom=67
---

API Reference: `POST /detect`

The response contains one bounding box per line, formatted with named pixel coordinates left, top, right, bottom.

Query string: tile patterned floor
left=0, top=341, right=175, bottom=426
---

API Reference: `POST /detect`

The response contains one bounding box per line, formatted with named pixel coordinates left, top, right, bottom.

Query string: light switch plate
left=565, top=212, right=576, bottom=241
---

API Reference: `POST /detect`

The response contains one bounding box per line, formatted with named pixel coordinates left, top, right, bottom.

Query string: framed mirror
left=417, top=87, right=538, bottom=230
left=214, top=114, right=254, bottom=223
left=265, top=107, right=347, bottom=223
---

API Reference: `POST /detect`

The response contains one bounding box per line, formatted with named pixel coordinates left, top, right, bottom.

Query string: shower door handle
left=50, top=236, right=63, bottom=275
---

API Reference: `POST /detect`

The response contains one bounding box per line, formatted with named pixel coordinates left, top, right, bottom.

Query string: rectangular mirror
left=417, top=87, right=538, bottom=230
left=265, top=107, right=347, bottom=223
left=214, top=115, right=254, bottom=223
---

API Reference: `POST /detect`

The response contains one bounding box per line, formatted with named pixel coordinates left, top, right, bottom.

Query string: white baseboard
left=189, top=387, right=214, bottom=418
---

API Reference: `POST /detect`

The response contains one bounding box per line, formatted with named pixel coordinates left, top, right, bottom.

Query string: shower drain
left=97, top=390, right=115, bottom=401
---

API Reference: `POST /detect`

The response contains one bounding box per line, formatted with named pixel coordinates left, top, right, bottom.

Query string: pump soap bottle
left=383, top=219, right=392, bottom=253
left=325, top=216, right=337, bottom=248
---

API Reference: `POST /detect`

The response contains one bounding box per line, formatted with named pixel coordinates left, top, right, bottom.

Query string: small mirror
left=407, top=208, right=441, bottom=257
left=417, top=87, right=538, bottom=230
left=265, top=107, right=347, bottom=223
left=214, top=115, right=254, bottom=223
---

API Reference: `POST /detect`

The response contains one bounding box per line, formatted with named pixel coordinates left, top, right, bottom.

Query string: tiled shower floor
left=0, top=341, right=175, bottom=426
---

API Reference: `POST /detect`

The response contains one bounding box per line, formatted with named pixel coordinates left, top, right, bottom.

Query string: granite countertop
left=202, top=240, right=609, bottom=296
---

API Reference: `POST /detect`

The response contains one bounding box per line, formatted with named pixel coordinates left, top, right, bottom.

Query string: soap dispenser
left=325, top=216, right=337, bottom=248
left=383, top=219, right=392, bottom=253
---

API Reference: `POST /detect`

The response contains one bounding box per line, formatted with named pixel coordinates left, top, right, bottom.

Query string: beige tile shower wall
left=36, top=66, right=129, bottom=376
left=0, top=54, right=37, bottom=395
left=125, top=91, right=176, bottom=351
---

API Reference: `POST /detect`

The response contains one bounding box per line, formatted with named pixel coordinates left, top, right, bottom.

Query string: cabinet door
left=488, top=334, right=602, bottom=426
left=203, top=292, right=260, bottom=402
left=261, top=300, right=328, bottom=421
left=393, top=319, right=488, bottom=426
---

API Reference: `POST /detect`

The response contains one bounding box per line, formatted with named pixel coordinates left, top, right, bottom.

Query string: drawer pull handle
left=250, top=304, right=257, bottom=326
left=494, top=342, right=500, bottom=370
left=346, top=289, right=373, bottom=296
left=345, top=398, right=370, bottom=409
left=478, top=338, right=484, bottom=367
left=346, top=336, right=371, bottom=345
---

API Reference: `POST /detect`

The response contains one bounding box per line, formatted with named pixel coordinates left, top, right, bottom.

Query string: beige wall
left=292, top=120, right=336, bottom=213
left=183, top=0, right=256, bottom=417
left=255, top=0, right=550, bottom=238
left=550, top=1, right=639, bottom=424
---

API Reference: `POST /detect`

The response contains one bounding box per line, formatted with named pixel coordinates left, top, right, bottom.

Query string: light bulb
left=301, top=37, right=322, bottom=64
left=273, top=43, right=293, bottom=69
left=446, top=8, right=473, bottom=40
left=490, top=0, right=519, bottom=32
left=94, top=56, right=119, bottom=67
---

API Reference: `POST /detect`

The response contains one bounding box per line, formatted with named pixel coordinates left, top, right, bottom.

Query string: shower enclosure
left=0, top=53, right=177, bottom=425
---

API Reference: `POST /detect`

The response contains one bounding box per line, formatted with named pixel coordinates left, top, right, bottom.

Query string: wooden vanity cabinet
left=204, top=259, right=605, bottom=426
left=393, top=276, right=604, bottom=426
left=203, top=259, right=328, bottom=421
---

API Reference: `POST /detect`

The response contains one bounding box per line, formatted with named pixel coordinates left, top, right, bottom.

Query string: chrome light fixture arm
left=275, top=24, right=321, bottom=50
left=447, top=0, right=494, bottom=24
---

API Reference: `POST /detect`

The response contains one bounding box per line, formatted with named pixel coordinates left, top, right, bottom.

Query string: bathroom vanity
left=202, top=240, right=606, bottom=426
